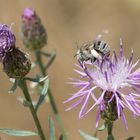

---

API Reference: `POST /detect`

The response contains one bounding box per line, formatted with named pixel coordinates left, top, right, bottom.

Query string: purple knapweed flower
left=0, top=24, right=16, bottom=60
left=22, top=8, right=37, bottom=25
left=22, top=8, right=35, bottom=21
left=65, top=40, right=140, bottom=128
left=21, top=8, right=47, bottom=50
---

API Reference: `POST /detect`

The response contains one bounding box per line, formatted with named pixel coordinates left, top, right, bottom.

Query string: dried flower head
left=0, top=24, right=16, bottom=60
left=21, top=8, right=47, bottom=50
left=3, top=48, right=31, bottom=79
left=65, top=40, right=140, bottom=128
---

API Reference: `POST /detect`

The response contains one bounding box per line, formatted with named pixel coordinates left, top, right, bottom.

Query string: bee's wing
left=91, top=49, right=101, bottom=59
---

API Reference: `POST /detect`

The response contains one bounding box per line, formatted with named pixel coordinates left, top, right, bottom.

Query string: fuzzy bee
left=75, top=40, right=110, bottom=63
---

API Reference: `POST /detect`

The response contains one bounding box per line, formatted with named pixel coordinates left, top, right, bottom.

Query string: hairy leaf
left=24, top=75, right=48, bottom=83
left=48, top=116, right=55, bottom=140
left=35, top=78, right=49, bottom=111
left=0, top=128, right=38, bottom=136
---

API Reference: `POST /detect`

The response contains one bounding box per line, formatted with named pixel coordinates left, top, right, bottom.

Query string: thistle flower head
left=21, top=8, right=47, bottom=50
left=3, top=48, right=31, bottom=79
left=65, top=41, right=140, bottom=128
left=22, top=8, right=35, bottom=20
left=0, top=24, right=16, bottom=60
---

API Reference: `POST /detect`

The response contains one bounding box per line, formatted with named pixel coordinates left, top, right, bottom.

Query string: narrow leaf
left=35, top=78, right=49, bottom=111
left=0, top=128, right=38, bottom=137
left=39, top=51, right=52, bottom=57
left=48, top=116, right=55, bottom=140
left=24, top=75, right=48, bottom=83
left=40, top=78, right=49, bottom=95
left=24, top=75, right=40, bottom=83
left=79, top=130, right=99, bottom=140
left=38, top=76, right=49, bottom=83
left=8, top=80, right=18, bottom=93
left=45, top=51, right=56, bottom=70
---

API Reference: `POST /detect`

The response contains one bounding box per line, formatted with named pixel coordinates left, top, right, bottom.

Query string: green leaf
left=45, top=51, right=56, bottom=70
left=97, top=124, right=106, bottom=131
left=8, top=79, right=18, bottom=93
left=79, top=130, right=99, bottom=140
left=0, top=128, right=38, bottom=137
left=38, top=76, right=49, bottom=83
left=35, top=78, right=49, bottom=111
left=40, top=78, right=49, bottom=96
left=126, top=137, right=134, bottom=140
left=48, top=116, right=55, bottom=140
left=39, top=51, right=52, bottom=57
left=24, top=75, right=48, bottom=83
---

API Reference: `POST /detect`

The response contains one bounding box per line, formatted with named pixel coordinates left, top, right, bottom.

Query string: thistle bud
left=3, top=48, right=31, bottom=79
left=0, top=24, right=16, bottom=61
left=21, top=8, right=47, bottom=51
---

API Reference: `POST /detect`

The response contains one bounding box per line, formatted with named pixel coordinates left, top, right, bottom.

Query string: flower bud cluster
left=0, top=24, right=31, bottom=79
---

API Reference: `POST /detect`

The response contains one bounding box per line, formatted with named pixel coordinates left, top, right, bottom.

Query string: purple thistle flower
left=22, top=8, right=35, bottom=20
left=0, top=24, right=16, bottom=60
left=65, top=41, right=140, bottom=128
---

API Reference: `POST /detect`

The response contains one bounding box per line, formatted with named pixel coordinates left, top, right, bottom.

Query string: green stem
left=107, top=121, right=115, bottom=140
left=35, top=51, right=46, bottom=76
left=48, top=88, right=68, bottom=140
left=35, top=51, right=68, bottom=140
left=19, top=79, right=46, bottom=140
left=45, top=51, right=56, bottom=70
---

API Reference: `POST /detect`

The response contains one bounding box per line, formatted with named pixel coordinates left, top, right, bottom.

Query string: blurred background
left=0, top=0, right=140, bottom=139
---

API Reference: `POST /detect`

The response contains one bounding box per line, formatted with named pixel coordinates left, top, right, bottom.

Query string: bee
left=75, top=40, right=110, bottom=63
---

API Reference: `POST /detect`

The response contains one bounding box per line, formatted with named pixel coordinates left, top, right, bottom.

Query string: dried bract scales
left=3, top=48, right=31, bottom=79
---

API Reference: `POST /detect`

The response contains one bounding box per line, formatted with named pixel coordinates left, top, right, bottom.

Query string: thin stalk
left=19, top=79, right=46, bottom=140
left=93, top=129, right=98, bottom=137
left=35, top=51, right=68, bottom=140
left=45, top=51, right=56, bottom=70
left=35, top=51, right=46, bottom=76
left=107, top=121, right=115, bottom=140
left=48, top=88, right=68, bottom=140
